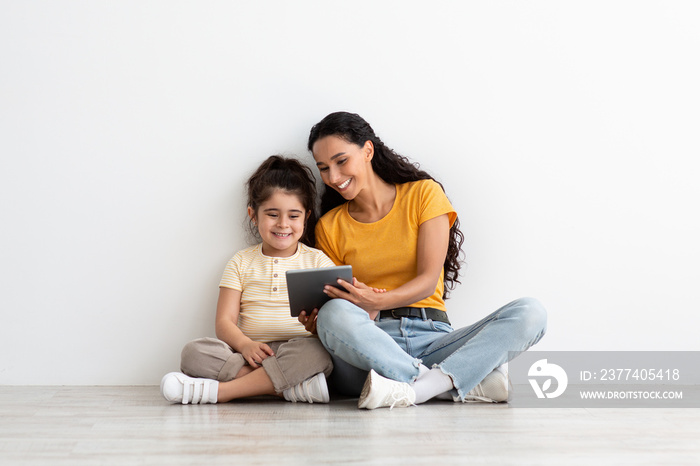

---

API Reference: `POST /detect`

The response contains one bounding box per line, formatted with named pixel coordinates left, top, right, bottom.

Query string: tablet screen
left=285, top=265, right=353, bottom=317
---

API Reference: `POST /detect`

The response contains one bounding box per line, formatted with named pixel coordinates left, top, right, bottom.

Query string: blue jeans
left=317, top=297, right=547, bottom=399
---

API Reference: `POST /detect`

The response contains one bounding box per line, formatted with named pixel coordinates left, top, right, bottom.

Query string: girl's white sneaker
left=160, top=372, right=218, bottom=404
left=283, top=373, right=330, bottom=403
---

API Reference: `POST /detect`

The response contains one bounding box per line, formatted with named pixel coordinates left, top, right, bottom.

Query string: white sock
left=417, top=364, right=431, bottom=378
left=412, top=367, right=454, bottom=404
left=209, top=380, right=220, bottom=403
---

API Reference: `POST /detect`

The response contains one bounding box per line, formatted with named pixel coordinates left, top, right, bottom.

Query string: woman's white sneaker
left=283, top=373, right=330, bottom=403
left=358, top=370, right=416, bottom=410
left=160, top=372, right=218, bottom=404
left=462, top=365, right=510, bottom=403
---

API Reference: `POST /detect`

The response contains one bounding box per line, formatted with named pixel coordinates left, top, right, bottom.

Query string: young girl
left=300, top=111, right=547, bottom=409
left=161, top=155, right=335, bottom=404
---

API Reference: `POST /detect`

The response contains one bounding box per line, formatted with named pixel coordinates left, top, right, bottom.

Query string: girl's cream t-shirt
left=219, top=242, right=335, bottom=342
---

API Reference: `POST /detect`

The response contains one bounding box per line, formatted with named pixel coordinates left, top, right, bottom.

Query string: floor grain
left=0, top=386, right=698, bottom=465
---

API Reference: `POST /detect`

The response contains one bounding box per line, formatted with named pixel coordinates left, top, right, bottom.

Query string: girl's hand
left=298, top=308, right=319, bottom=334
left=240, top=340, right=275, bottom=369
left=324, top=277, right=385, bottom=313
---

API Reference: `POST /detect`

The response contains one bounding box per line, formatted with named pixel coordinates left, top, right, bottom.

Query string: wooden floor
left=0, top=386, right=699, bottom=465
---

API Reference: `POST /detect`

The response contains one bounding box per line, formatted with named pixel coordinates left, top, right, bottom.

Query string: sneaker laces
left=387, top=384, right=416, bottom=410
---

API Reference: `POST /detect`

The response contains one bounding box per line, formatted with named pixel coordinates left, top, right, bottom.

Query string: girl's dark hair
left=307, top=111, right=465, bottom=297
left=246, top=155, right=318, bottom=247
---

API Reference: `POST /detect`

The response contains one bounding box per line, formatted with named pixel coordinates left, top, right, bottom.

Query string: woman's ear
left=363, top=140, right=374, bottom=161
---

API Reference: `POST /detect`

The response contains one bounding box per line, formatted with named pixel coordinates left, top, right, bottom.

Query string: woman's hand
left=324, top=277, right=386, bottom=314
left=239, top=340, right=275, bottom=369
left=298, top=308, right=319, bottom=334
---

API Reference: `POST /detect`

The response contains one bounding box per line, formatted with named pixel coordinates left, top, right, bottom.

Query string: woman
left=299, top=111, right=547, bottom=409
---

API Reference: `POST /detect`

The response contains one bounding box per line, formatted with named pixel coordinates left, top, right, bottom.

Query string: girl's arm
left=323, top=213, right=450, bottom=319
left=215, top=287, right=274, bottom=368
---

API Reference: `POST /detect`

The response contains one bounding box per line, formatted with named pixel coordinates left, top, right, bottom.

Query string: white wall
left=1, top=1, right=698, bottom=385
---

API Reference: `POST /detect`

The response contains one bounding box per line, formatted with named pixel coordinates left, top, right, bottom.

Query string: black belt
left=378, top=307, right=451, bottom=325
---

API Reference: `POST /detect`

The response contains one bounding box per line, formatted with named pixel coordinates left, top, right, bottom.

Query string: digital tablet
left=286, top=265, right=353, bottom=317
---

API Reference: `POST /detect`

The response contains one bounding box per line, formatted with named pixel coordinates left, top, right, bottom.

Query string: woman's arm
left=323, top=213, right=450, bottom=319
left=215, top=287, right=274, bottom=368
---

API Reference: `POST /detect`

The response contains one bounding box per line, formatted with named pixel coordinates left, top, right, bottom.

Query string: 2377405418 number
left=599, top=368, right=680, bottom=381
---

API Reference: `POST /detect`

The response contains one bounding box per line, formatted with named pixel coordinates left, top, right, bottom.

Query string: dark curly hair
left=307, top=111, right=465, bottom=297
left=246, top=155, right=318, bottom=247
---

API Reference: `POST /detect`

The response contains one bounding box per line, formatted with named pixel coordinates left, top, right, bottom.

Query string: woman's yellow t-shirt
left=315, top=179, right=457, bottom=311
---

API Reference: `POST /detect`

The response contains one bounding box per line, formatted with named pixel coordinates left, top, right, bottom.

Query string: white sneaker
left=283, top=373, right=330, bottom=404
left=358, top=369, right=416, bottom=410
left=462, top=365, right=510, bottom=403
left=160, top=372, right=218, bottom=404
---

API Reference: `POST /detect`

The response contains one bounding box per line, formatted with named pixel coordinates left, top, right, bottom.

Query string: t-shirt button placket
left=272, top=259, right=280, bottom=295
